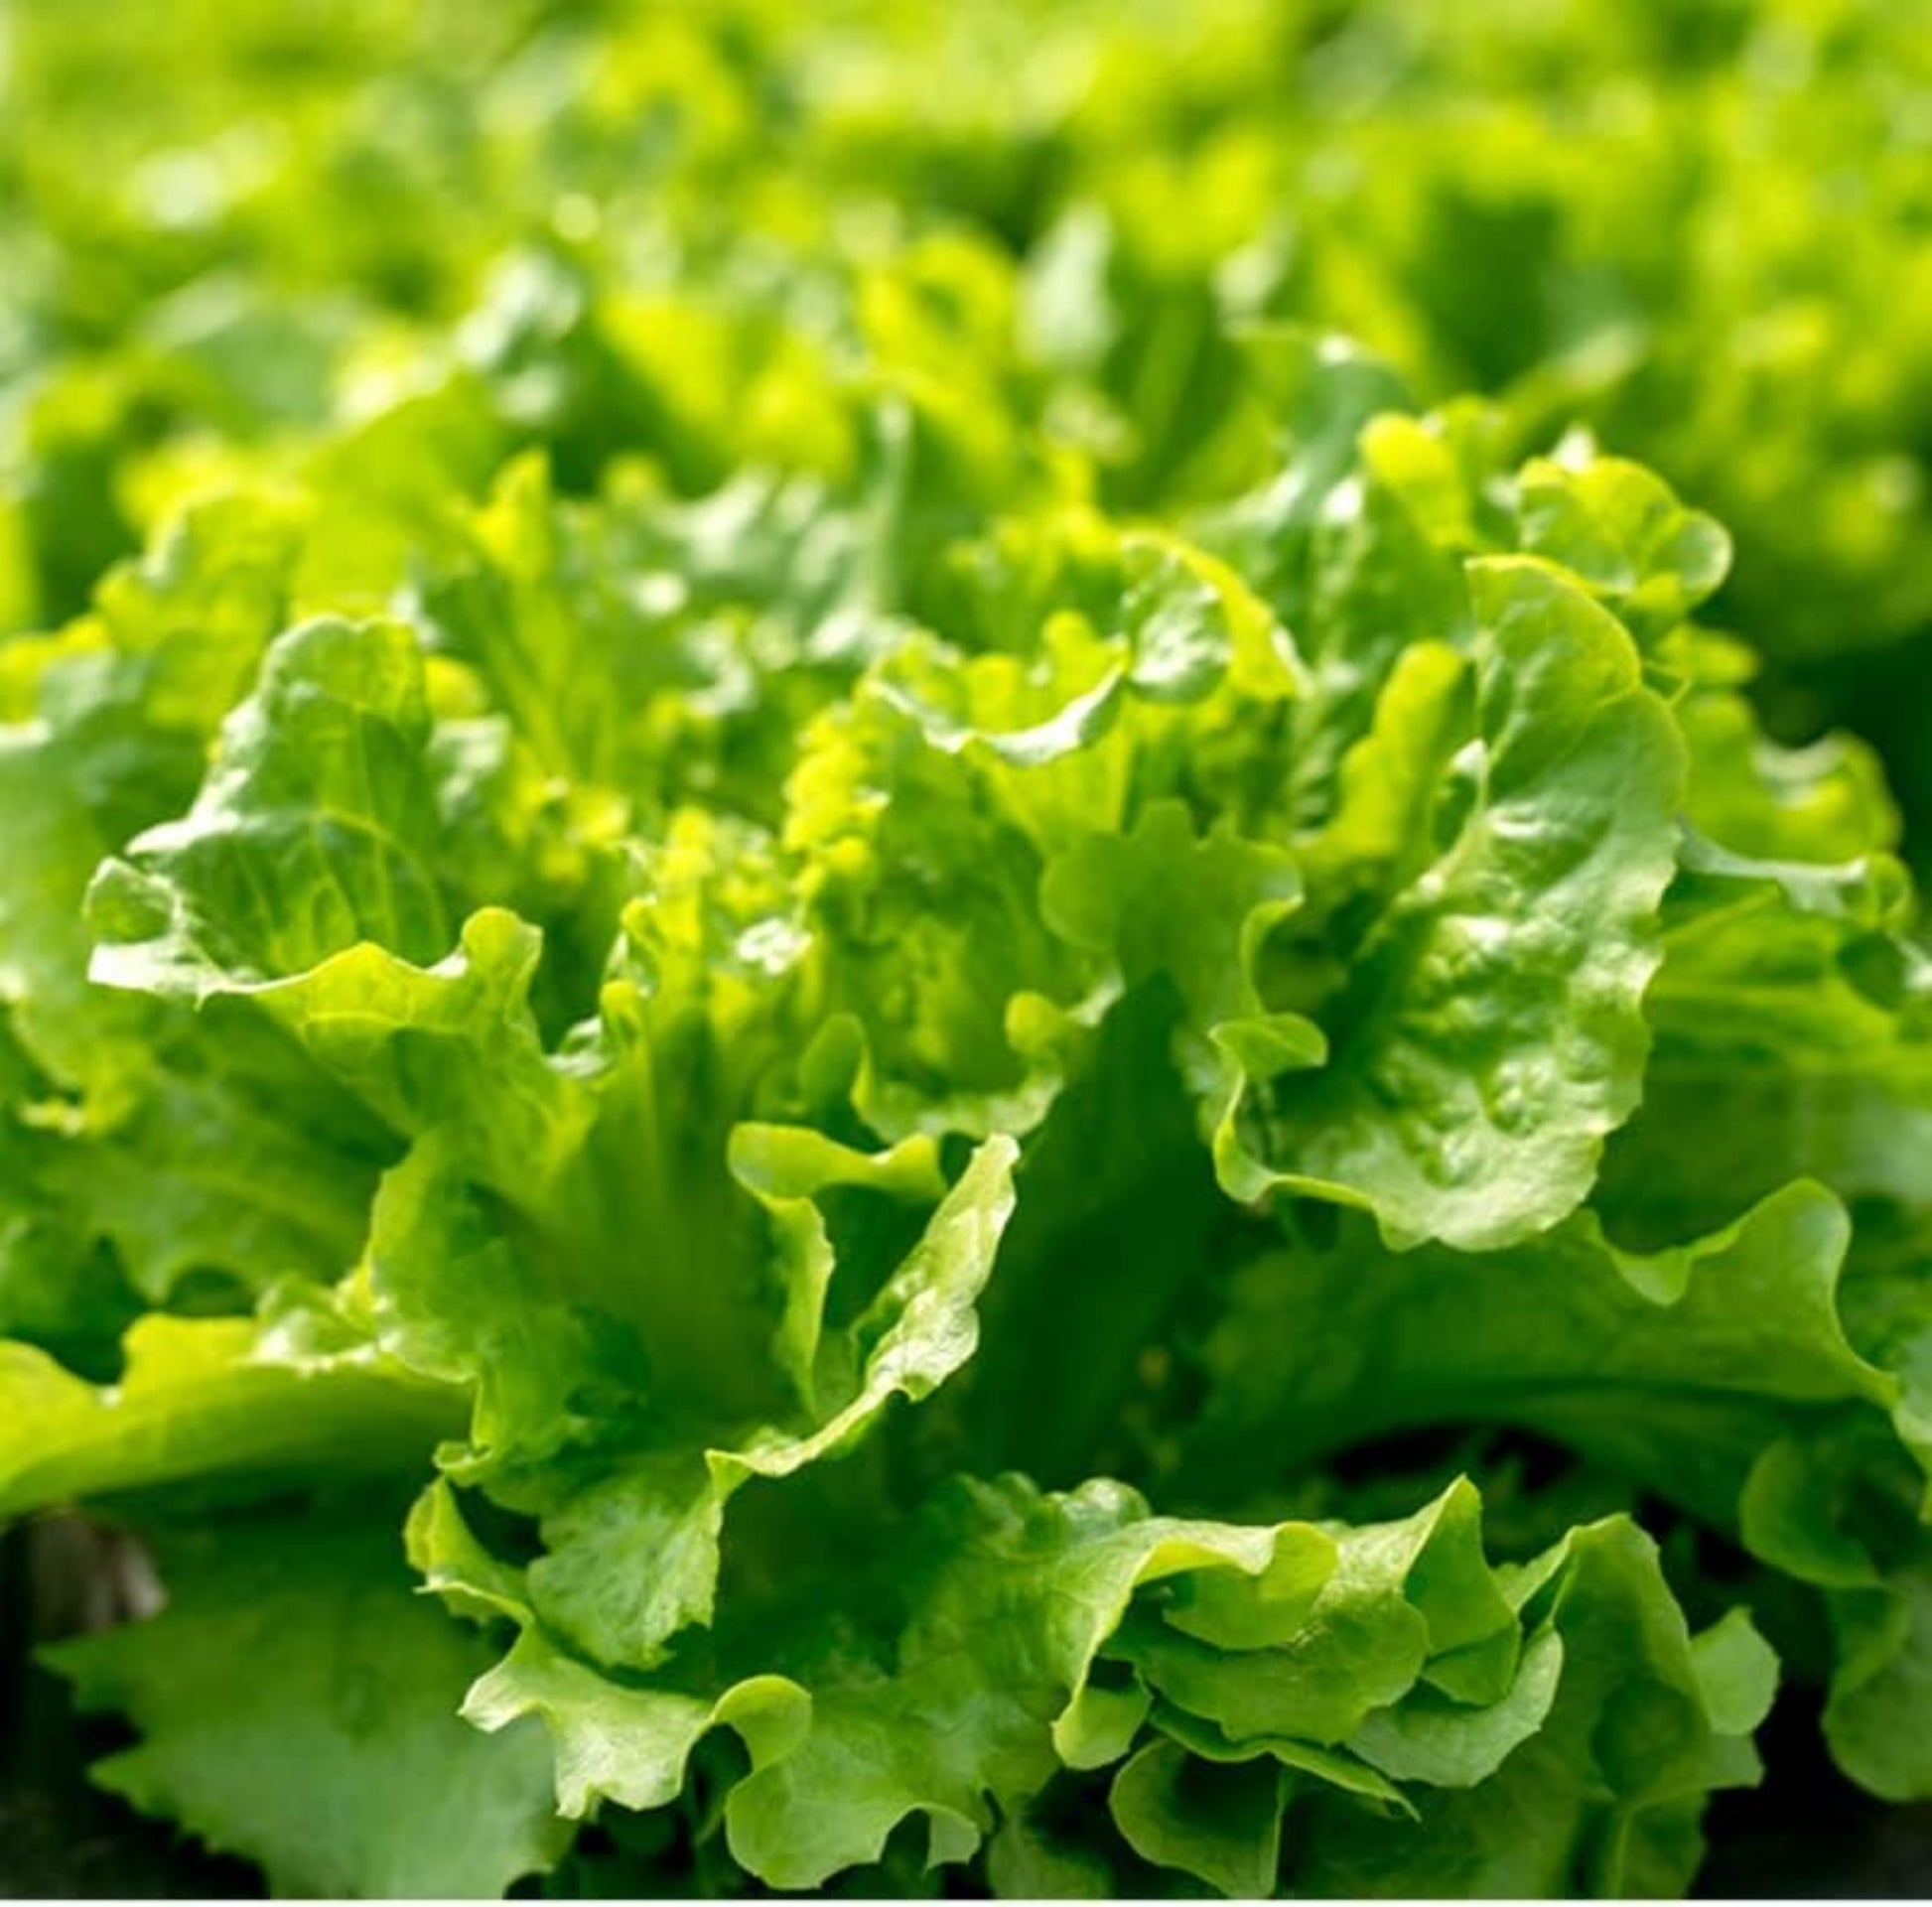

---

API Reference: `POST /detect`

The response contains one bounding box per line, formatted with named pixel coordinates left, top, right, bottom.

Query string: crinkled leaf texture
left=1212, top=555, right=1682, bottom=1251
left=1, top=80, right=1930, bottom=1895
left=429, top=1470, right=1769, bottom=1898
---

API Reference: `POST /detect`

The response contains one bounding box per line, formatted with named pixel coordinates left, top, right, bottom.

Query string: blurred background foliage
left=2, top=0, right=1930, bottom=840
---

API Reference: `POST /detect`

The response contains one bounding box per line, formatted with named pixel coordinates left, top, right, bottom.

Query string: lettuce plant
left=2, top=1, right=1930, bottom=1897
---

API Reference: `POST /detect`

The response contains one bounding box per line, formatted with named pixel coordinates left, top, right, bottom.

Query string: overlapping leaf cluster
left=3, top=0, right=1931, bottom=1897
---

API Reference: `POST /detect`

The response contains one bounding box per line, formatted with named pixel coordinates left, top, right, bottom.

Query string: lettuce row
left=1, top=307, right=1929, bottom=1900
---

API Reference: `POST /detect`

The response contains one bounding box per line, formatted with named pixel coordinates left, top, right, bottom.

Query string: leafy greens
left=3, top=0, right=1932, bottom=1896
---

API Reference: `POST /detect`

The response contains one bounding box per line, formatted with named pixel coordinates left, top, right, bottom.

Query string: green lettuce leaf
left=1181, top=1179, right=1931, bottom=1798
left=44, top=1509, right=569, bottom=1897
left=432, top=1469, right=1764, bottom=1898
left=1217, top=556, right=1682, bottom=1248
left=0, top=1304, right=459, bottom=1521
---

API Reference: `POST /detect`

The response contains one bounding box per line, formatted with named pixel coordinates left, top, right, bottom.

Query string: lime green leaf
left=0, top=1309, right=460, bottom=1520
left=1219, top=557, right=1682, bottom=1249
left=88, top=615, right=450, bottom=995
